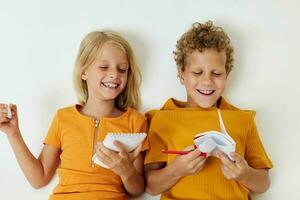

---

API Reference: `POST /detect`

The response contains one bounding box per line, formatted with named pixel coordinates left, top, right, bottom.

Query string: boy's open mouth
left=197, top=89, right=215, bottom=95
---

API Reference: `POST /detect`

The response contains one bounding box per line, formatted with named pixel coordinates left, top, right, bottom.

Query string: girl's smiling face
left=82, top=42, right=129, bottom=102
left=179, top=49, right=227, bottom=108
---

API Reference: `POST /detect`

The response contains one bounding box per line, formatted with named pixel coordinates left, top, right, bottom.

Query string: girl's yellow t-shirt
left=145, top=98, right=273, bottom=200
left=44, top=105, right=148, bottom=200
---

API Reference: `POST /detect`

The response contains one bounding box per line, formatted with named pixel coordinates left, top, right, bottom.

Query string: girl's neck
left=80, top=98, right=122, bottom=119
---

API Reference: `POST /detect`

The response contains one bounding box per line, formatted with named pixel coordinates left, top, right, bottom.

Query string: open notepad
left=193, top=109, right=236, bottom=160
left=92, top=133, right=147, bottom=168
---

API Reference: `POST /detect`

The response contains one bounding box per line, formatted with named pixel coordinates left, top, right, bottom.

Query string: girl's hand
left=216, top=152, right=250, bottom=182
left=170, top=146, right=207, bottom=178
left=0, top=103, right=20, bottom=136
left=96, top=141, right=142, bottom=179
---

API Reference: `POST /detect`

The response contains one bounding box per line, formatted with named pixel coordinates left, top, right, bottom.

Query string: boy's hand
left=170, top=146, right=207, bottom=178
left=0, top=103, right=20, bottom=136
left=216, top=152, right=250, bottom=182
left=96, top=141, right=141, bottom=179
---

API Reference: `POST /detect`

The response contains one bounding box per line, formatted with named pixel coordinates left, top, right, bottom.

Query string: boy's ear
left=177, top=67, right=185, bottom=85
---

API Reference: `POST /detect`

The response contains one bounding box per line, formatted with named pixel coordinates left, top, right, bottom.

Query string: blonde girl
left=0, top=31, right=148, bottom=200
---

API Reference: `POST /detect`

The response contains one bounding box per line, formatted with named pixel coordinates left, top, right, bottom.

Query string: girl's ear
left=81, top=71, right=87, bottom=80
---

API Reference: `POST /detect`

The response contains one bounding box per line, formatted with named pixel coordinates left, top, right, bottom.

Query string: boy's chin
left=195, top=99, right=219, bottom=109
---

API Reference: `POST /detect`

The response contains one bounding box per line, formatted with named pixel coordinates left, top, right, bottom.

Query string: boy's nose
left=202, top=75, right=213, bottom=84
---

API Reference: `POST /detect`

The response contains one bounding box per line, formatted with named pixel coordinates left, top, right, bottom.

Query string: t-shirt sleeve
left=136, top=117, right=149, bottom=152
left=43, top=112, right=61, bottom=148
left=245, top=113, right=273, bottom=169
left=144, top=115, right=168, bottom=165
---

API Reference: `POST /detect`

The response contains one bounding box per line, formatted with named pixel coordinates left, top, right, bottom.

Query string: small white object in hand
left=7, top=105, right=12, bottom=119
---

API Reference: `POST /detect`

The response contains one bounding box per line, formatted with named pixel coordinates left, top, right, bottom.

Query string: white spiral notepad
left=92, top=132, right=147, bottom=168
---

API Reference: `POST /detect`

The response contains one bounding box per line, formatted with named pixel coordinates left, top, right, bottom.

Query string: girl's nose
left=108, top=69, right=118, bottom=79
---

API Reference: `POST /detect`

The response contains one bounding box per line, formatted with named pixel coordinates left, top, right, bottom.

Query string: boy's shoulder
left=146, top=98, right=256, bottom=120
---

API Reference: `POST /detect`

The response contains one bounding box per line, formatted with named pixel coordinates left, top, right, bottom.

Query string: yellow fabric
left=145, top=98, right=272, bottom=200
left=44, top=105, right=148, bottom=200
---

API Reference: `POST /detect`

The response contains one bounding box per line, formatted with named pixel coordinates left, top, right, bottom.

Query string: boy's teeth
left=198, top=89, right=214, bottom=95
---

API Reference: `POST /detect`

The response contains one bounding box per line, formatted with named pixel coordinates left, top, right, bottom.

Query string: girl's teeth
left=103, top=83, right=118, bottom=88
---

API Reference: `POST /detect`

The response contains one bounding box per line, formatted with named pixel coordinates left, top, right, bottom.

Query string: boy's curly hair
left=173, top=21, right=234, bottom=74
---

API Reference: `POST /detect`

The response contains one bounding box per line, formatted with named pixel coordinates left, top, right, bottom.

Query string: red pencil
left=162, top=150, right=207, bottom=157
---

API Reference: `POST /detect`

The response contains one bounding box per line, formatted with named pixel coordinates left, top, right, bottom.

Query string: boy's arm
left=239, top=167, right=270, bottom=193
left=145, top=148, right=207, bottom=195
left=144, top=162, right=182, bottom=195
left=217, top=152, right=270, bottom=193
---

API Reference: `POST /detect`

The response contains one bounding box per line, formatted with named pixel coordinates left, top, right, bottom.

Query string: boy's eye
left=212, top=72, right=223, bottom=76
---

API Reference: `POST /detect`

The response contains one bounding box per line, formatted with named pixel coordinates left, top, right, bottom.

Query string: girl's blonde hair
left=73, top=31, right=141, bottom=110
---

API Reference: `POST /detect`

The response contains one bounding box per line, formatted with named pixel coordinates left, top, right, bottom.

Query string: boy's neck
left=80, top=98, right=122, bottom=119
left=185, top=98, right=222, bottom=109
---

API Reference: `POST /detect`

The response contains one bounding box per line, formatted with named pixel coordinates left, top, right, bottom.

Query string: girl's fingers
left=10, top=104, right=18, bottom=118
left=131, top=143, right=142, bottom=159
left=113, top=140, right=127, bottom=153
left=96, top=148, right=112, bottom=164
left=97, top=142, right=118, bottom=159
left=0, top=104, right=8, bottom=114
left=0, top=117, right=10, bottom=124
left=0, top=103, right=8, bottom=109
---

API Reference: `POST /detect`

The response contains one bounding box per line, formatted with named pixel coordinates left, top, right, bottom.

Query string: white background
left=0, top=0, right=299, bottom=199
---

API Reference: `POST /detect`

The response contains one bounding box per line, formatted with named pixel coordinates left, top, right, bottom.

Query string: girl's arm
left=121, top=152, right=145, bottom=197
left=8, top=133, right=61, bottom=188
left=1, top=104, right=61, bottom=188
left=145, top=148, right=207, bottom=195
left=96, top=141, right=145, bottom=197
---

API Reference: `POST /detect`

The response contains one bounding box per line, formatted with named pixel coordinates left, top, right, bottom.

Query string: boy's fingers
left=182, top=145, right=196, bottom=151
left=190, top=154, right=206, bottom=166
left=230, top=152, right=246, bottom=168
left=217, top=152, right=236, bottom=170
left=221, top=164, right=234, bottom=179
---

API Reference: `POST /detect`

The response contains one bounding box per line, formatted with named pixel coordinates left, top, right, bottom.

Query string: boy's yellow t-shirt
left=145, top=98, right=273, bottom=200
left=44, top=105, right=148, bottom=200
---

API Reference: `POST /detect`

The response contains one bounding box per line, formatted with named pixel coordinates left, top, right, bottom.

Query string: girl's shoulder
left=53, top=105, right=84, bottom=121
left=55, top=105, right=78, bottom=115
left=126, top=107, right=147, bottom=122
